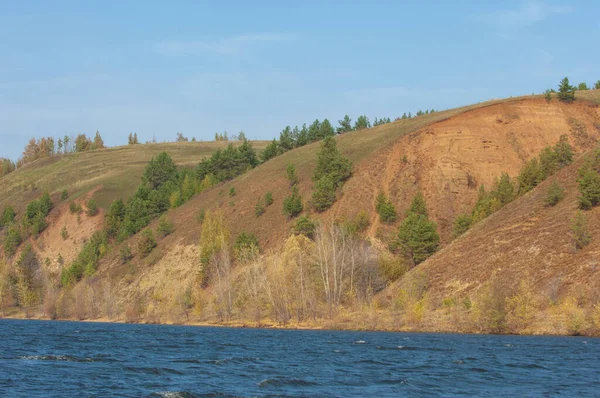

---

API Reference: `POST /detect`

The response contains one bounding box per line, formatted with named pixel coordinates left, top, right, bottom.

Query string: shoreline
left=2, top=313, right=599, bottom=338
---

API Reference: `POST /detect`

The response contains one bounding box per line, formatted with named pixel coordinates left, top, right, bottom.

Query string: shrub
left=379, top=254, right=408, bottom=282
left=544, top=89, right=552, bottom=101
left=407, top=192, right=428, bottom=217
left=157, top=214, right=174, bottom=237
left=545, top=179, right=564, bottom=207
left=60, top=225, right=69, bottom=240
left=571, top=211, right=591, bottom=250
left=69, top=201, right=82, bottom=214
left=294, top=215, right=316, bottom=239
left=254, top=197, right=265, bottom=217
left=264, top=192, right=273, bottom=206
left=283, top=186, right=303, bottom=218
left=60, top=189, right=69, bottom=201
left=138, top=229, right=157, bottom=257
left=312, top=176, right=337, bottom=212
left=119, top=245, right=133, bottom=264
left=60, top=231, right=108, bottom=286
left=453, top=214, right=472, bottom=237
left=86, top=199, right=98, bottom=216
left=39, top=191, right=53, bottom=216
left=375, top=192, right=397, bottom=223
left=234, top=232, right=260, bottom=260
left=229, top=187, right=236, bottom=197
left=491, top=172, right=515, bottom=205
left=345, top=210, right=370, bottom=234
left=286, top=163, right=299, bottom=186
left=169, top=190, right=182, bottom=208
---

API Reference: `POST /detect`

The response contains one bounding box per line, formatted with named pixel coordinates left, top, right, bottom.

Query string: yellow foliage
left=505, top=279, right=536, bottom=334
left=592, top=303, right=600, bottom=329
left=199, top=211, right=229, bottom=266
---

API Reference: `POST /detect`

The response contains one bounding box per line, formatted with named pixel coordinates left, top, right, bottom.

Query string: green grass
left=0, top=141, right=268, bottom=212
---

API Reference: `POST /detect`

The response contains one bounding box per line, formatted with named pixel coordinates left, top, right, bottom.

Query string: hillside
left=0, top=141, right=269, bottom=213
left=2, top=91, right=600, bottom=335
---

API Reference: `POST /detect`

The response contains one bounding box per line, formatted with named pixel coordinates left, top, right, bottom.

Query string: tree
left=595, top=80, right=600, bottom=90
left=39, top=191, right=53, bottom=217
left=337, top=115, right=352, bottom=134
left=307, top=119, right=321, bottom=142
left=375, top=192, right=397, bottom=223
left=491, top=172, right=515, bottom=205
left=557, top=77, right=575, bottom=102
left=105, top=198, right=126, bottom=238
left=91, top=131, right=105, bottom=150
left=294, top=215, right=316, bottom=239
left=234, top=232, right=260, bottom=261
left=279, top=126, right=294, bottom=151
left=176, top=132, right=188, bottom=142
left=407, top=192, right=428, bottom=217
left=238, top=139, right=260, bottom=169
left=74, top=134, right=91, bottom=152
left=554, top=134, right=573, bottom=168
left=571, top=211, right=591, bottom=250
left=0, top=206, right=16, bottom=229
left=544, top=89, right=552, bottom=102
left=254, top=197, right=266, bottom=217
left=398, top=213, right=439, bottom=265
left=142, top=152, right=178, bottom=190
left=577, top=82, right=589, bottom=91
left=313, top=137, right=353, bottom=186
left=354, top=115, right=370, bottom=130
left=286, top=163, right=299, bottom=187
left=261, top=139, right=280, bottom=162
left=138, top=229, right=157, bottom=257
left=86, top=199, right=98, bottom=216
left=577, top=167, right=600, bottom=209
left=318, top=119, right=335, bottom=140
left=312, top=176, right=337, bottom=212
left=63, top=135, right=71, bottom=153
left=21, top=138, right=40, bottom=165
left=518, top=158, right=542, bottom=194
left=545, top=179, right=564, bottom=207
left=57, top=138, right=63, bottom=153
left=453, top=214, right=472, bottom=237
left=0, top=158, right=16, bottom=177
left=265, top=192, right=273, bottom=206
left=283, top=186, right=303, bottom=218
left=157, top=214, right=174, bottom=237
left=398, top=194, right=440, bottom=265
left=4, top=224, right=22, bottom=257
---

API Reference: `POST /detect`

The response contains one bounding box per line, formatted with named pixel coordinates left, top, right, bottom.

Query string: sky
left=1, top=0, right=599, bottom=160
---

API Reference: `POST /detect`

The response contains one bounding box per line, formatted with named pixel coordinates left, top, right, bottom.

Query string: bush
left=138, top=229, right=157, bottom=257
left=39, top=191, right=53, bottom=216
left=157, top=214, right=174, bottom=237
left=571, top=211, right=591, bottom=250
left=69, top=201, right=82, bottom=214
left=283, top=186, right=303, bottom=218
left=60, top=225, right=69, bottom=240
left=345, top=210, right=370, bottom=234
left=60, top=231, right=108, bottom=286
left=312, top=176, right=337, bottom=212
left=375, top=192, right=397, bottom=223
left=453, top=214, right=472, bottom=237
left=264, top=192, right=273, bottom=206
left=294, top=215, right=316, bottom=239
left=229, top=187, right=236, bottom=197
left=86, top=199, right=99, bottom=216
left=545, top=180, right=564, bottom=207
left=119, top=245, right=133, bottom=264
left=60, top=189, right=69, bottom=201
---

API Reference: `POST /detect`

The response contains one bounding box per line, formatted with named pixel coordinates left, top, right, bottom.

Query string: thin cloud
left=477, top=1, right=572, bottom=26
left=155, top=33, right=293, bottom=56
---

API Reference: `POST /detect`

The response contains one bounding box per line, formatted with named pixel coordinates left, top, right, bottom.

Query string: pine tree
left=453, top=214, right=472, bottom=237
left=398, top=193, right=440, bottom=265
left=571, top=211, right=591, bottom=250
left=353, top=115, right=370, bottom=130
left=545, top=179, right=564, bottom=207
left=286, top=163, right=299, bottom=187
left=283, top=186, right=303, bottom=218
left=312, top=137, right=353, bottom=186
left=312, top=176, right=337, bottom=211
left=337, top=115, right=352, bottom=134
left=407, top=192, right=428, bottom=217
left=91, top=131, right=105, bottom=150
left=557, top=77, right=575, bottom=102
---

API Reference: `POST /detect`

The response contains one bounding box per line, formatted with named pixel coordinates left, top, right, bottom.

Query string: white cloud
left=477, top=1, right=572, bottom=26
left=155, top=33, right=293, bottom=56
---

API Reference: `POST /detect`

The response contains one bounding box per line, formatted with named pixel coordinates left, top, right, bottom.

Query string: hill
left=2, top=91, right=600, bottom=335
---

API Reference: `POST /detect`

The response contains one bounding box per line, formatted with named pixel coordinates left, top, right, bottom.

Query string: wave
left=124, top=366, right=185, bottom=376
left=257, top=377, right=318, bottom=388
left=213, top=356, right=260, bottom=365
left=18, top=355, right=94, bottom=362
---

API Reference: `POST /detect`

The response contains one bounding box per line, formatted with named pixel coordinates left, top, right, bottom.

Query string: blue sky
left=1, top=1, right=598, bottom=160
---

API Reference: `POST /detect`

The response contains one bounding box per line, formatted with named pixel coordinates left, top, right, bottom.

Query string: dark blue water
left=0, top=320, right=599, bottom=397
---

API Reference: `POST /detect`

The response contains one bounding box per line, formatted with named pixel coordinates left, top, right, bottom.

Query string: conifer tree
left=337, top=115, right=352, bottom=134
left=557, top=77, right=575, bottom=102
